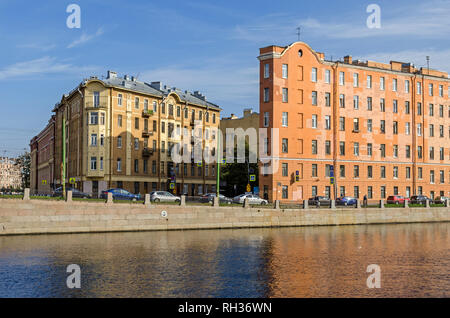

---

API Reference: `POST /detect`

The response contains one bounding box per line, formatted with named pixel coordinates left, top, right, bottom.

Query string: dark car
left=386, top=195, right=406, bottom=205
left=100, top=188, right=142, bottom=201
left=308, top=196, right=330, bottom=206
left=200, top=193, right=232, bottom=204
left=409, top=195, right=429, bottom=205
left=434, top=196, right=449, bottom=204
left=52, top=187, right=91, bottom=199
left=336, top=196, right=357, bottom=206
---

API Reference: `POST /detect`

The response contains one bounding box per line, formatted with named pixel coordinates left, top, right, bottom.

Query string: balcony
left=142, top=110, right=154, bottom=118
left=142, top=129, right=153, bottom=138
left=85, top=96, right=108, bottom=109
left=142, top=147, right=154, bottom=157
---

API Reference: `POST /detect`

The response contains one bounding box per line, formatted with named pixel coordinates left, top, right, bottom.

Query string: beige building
left=32, top=71, right=221, bottom=197
left=220, top=108, right=260, bottom=151
left=0, top=157, right=22, bottom=190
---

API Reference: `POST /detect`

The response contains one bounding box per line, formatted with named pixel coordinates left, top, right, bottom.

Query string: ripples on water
left=0, top=223, right=448, bottom=297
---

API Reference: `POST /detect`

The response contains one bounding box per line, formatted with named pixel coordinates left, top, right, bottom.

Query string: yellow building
left=42, top=71, right=221, bottom=197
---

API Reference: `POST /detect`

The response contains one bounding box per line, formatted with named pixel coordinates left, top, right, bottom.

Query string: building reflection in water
left=0, top=223, right=448, bottom=297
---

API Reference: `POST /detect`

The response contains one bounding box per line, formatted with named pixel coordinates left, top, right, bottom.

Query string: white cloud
left=67, top=27, right=104, bottom=49
left=17, top=43, right=57, bottom=52
left=0, top=56, right=97, bottom=80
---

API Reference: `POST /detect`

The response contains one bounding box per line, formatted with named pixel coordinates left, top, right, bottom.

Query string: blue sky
left=0, top=0, right=449, bottom=156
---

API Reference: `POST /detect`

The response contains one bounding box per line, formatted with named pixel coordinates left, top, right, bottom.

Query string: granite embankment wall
left=0, top=199, right=449, bottom=236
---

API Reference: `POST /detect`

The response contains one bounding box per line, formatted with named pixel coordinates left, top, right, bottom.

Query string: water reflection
left=0, top=223, right=448, bottom=297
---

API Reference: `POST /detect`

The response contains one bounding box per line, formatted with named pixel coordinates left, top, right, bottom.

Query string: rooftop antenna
left=426, top=56, right=430, bottom=74
left=296, top=27, right=301, bottom=41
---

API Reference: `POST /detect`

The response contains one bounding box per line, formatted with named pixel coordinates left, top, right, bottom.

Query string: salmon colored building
left=258, top=42, right=450, bottom=202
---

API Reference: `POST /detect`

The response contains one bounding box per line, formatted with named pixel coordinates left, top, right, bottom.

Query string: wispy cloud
left=17, top=43, right=57, bottom=52
left=67, top=27, right=105, bottom=48
left=0, top=56, right=97, bottom=80
left=231, top=0, right=450, bottom=42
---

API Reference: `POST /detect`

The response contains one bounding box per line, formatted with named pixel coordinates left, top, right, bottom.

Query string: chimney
left=106, top=70, right=117, bottom=79
left=150, top=82, right=162, bottom=90
left=344, top=55, right=352, bottom=64
left=243, top=108, right=252, bottom=117
left=124, top=75, right=130, bottom=81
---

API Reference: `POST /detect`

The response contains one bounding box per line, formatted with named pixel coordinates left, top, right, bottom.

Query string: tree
left=220, top=141, right=259, bottom=198
left=16, top=151, right=31, bottom=189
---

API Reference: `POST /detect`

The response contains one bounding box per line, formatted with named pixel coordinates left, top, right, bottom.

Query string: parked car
left=409, top=195, right=430, bottom=205
left=233, top=194, right=268, bottom=205
left=100, top=188, right=142, bottom=201
left=386, top=195, right=406, bottom=205
left=150, top=191, right=181, bottom=203
left=52, top=187, right=91, bottom=199
left=434, top=196, right=450, bottom=204
left=308, top=196, right=331, bottom=206
left=336, top=196, right=357, bottom=206
left=200, top=193, right=232, bottom=204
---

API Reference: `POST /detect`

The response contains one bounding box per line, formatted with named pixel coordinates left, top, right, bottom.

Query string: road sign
left=250, top=174, right=256, bottom=182
left=197, top=162, right=202, bottom=167
left=222, top=158, right=226, bottom=164
left=169, top=183, right=175, bottom=190
left=69, top=177, right=76, bottom=184
left=41, top=180, right=47, bottom=185
left=330, top=177, right=335, bottom=185
left=246, top=184, right=251, bottom=192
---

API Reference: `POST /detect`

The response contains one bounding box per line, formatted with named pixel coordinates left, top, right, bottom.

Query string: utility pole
left=62, top=114, right=66, bottom=199
left=216, top=131, right=220, bottom=198
left=426, top=56, right=430, bottom=75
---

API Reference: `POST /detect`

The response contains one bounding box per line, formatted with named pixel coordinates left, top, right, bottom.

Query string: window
left=100, top=112, right=105, bottom=125
left=263, top=112, right=269, bottom=127
left=354, top=186, right=359, bottom=198
left=339, top=72, right=345, bottom=85
left=282, top=138, right=288, bottom=153
left=417, top=82, right=422, bottom=95
left=393, top=121, right=398, bottom=135
left=380, top=144, right=386, bottom=158
left=90, top=157, right=97, bottom=170
left=264, top=88, right=269, bottom=102
left=406, top=122, right=410, bottom=135
left=153, top=101, right=157, bottom=112
left=430, top=170, right=435, bottom=184
left=367, top=97, right=372, bottom=110
left=144, top=99, right=149, bottom=111
left=380, top=120, right=385, bottom=133
left=440, top=147, right=444, bottom=160
left=440, top=125, right=444, bottom=137
left=353, top=118, right=359, bottom=132
left=282, top=186, right=288, bottom=199
left=117, top=158, right=122, bottom=172
left=117, top=115, right=122, bottom=127
left=429, top=83, right=433, bottom=96
left=340, top=165, right=345, bottom=178
left=135, top=118, right=139, bottom=130
left=282, top=163, right=288, bottom=177
left=325, top=70, right=331, bottom=83
left=311, top=68, right=317, bottom=82
left=339, top=94, right=345, bottom=108
left=339, top=117, right=345, bottom=131
left=312, top=186, right=317, bottom=196
left=418, top=167, right=423, bottom=179
left=161, top=103, right=166, bottom=114
left=100, top=134, right=104, bottom=146
left=367, top=143, right=372, bottom=156
left=367, top=75, right=372, bottom=88
left=117, top=136, right=122, bottom=148
left=282, top=88, right=288, bottom=102
left=429, top=147, right=434, bottom=160
left=417, top=123, right=422, bottom=136
left=440, top=170, right=445, bottom=183
left=367, top=119, right=373, bottom=132
left=264, top=64, right=269, bottom=78
left=134, top=138, right=139, bottom=150
left=312, top=140, right=318, bottom=154
left=282, top=64, right=288, bottom=79
left=406, top=145, right=411, bottom=158
left=393, top=145, right=398, bottom=158
left=339, top=142, right=345, bottom=155
left=368, top=166, right=373, bottom=178
left=90, top=112, right=98, bottom=125
left=394, top=187, right=399, bottom=195
left=325, top=140, right=331, bottom=155
left=418, top=146, right=423, bottom=159
left=93, top=91, right=100, bottom=107
left=368, top=186, right=373, bottom=199
left=439, top=85, right=443, bottom=97
left=417, top=102, right=422, bottom=115
left=118, top=93, right=122, bottom=106
left=134, top=159, right=139, bottom=173
left=90, top=134, right=97, bottom=146
left=135, top=97, right=139, bottom=109
left=353, top=73, right=359, bottom=87
left=429, top=124, right=434, bottom=137
left=312, top=114, right=318, bottom=128
left=312, top=91, right=317, bottom=105
left=392, top=78, right=397, bottom=92
left=282, top=112, right=288, bottom=127
left=325, top=92, right=331, bottom=106
left=312, top=164, right=318, bottom=177
left=405, top=101, right=410, bottom=114
left=100, top=157, right=104, bottom=170
left=380, top=77, right=385, bottom=90
left=325, top=116, right=331, bottom=130
left=439, top=105, right=444, bottom=117
left=380, top=98, right=385, bottom=112
left=353, top=142, right=359, bottom=156
left=340, top=186, right=346, bottom=197
left=381, top=166, right=386, bottom=178
left=406, top=167, right=411, bottom=179
left=405, top=80, right=410, bottom=93
left=353, top=95, right=359, bottom=109
left=429, top=104, right=434, bottom=116
left=177, top=106, right=181, bottom=117
left=393, top=100, right=398, bottom=113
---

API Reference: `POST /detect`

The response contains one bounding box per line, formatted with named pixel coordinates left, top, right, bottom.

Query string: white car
left=233, top=194, right=268, bottom=205
left=150, top=191, right=181, bottom=203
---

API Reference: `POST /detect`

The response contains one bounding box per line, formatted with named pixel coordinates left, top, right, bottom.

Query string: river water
left=0, top=223, right=448, bottom=298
